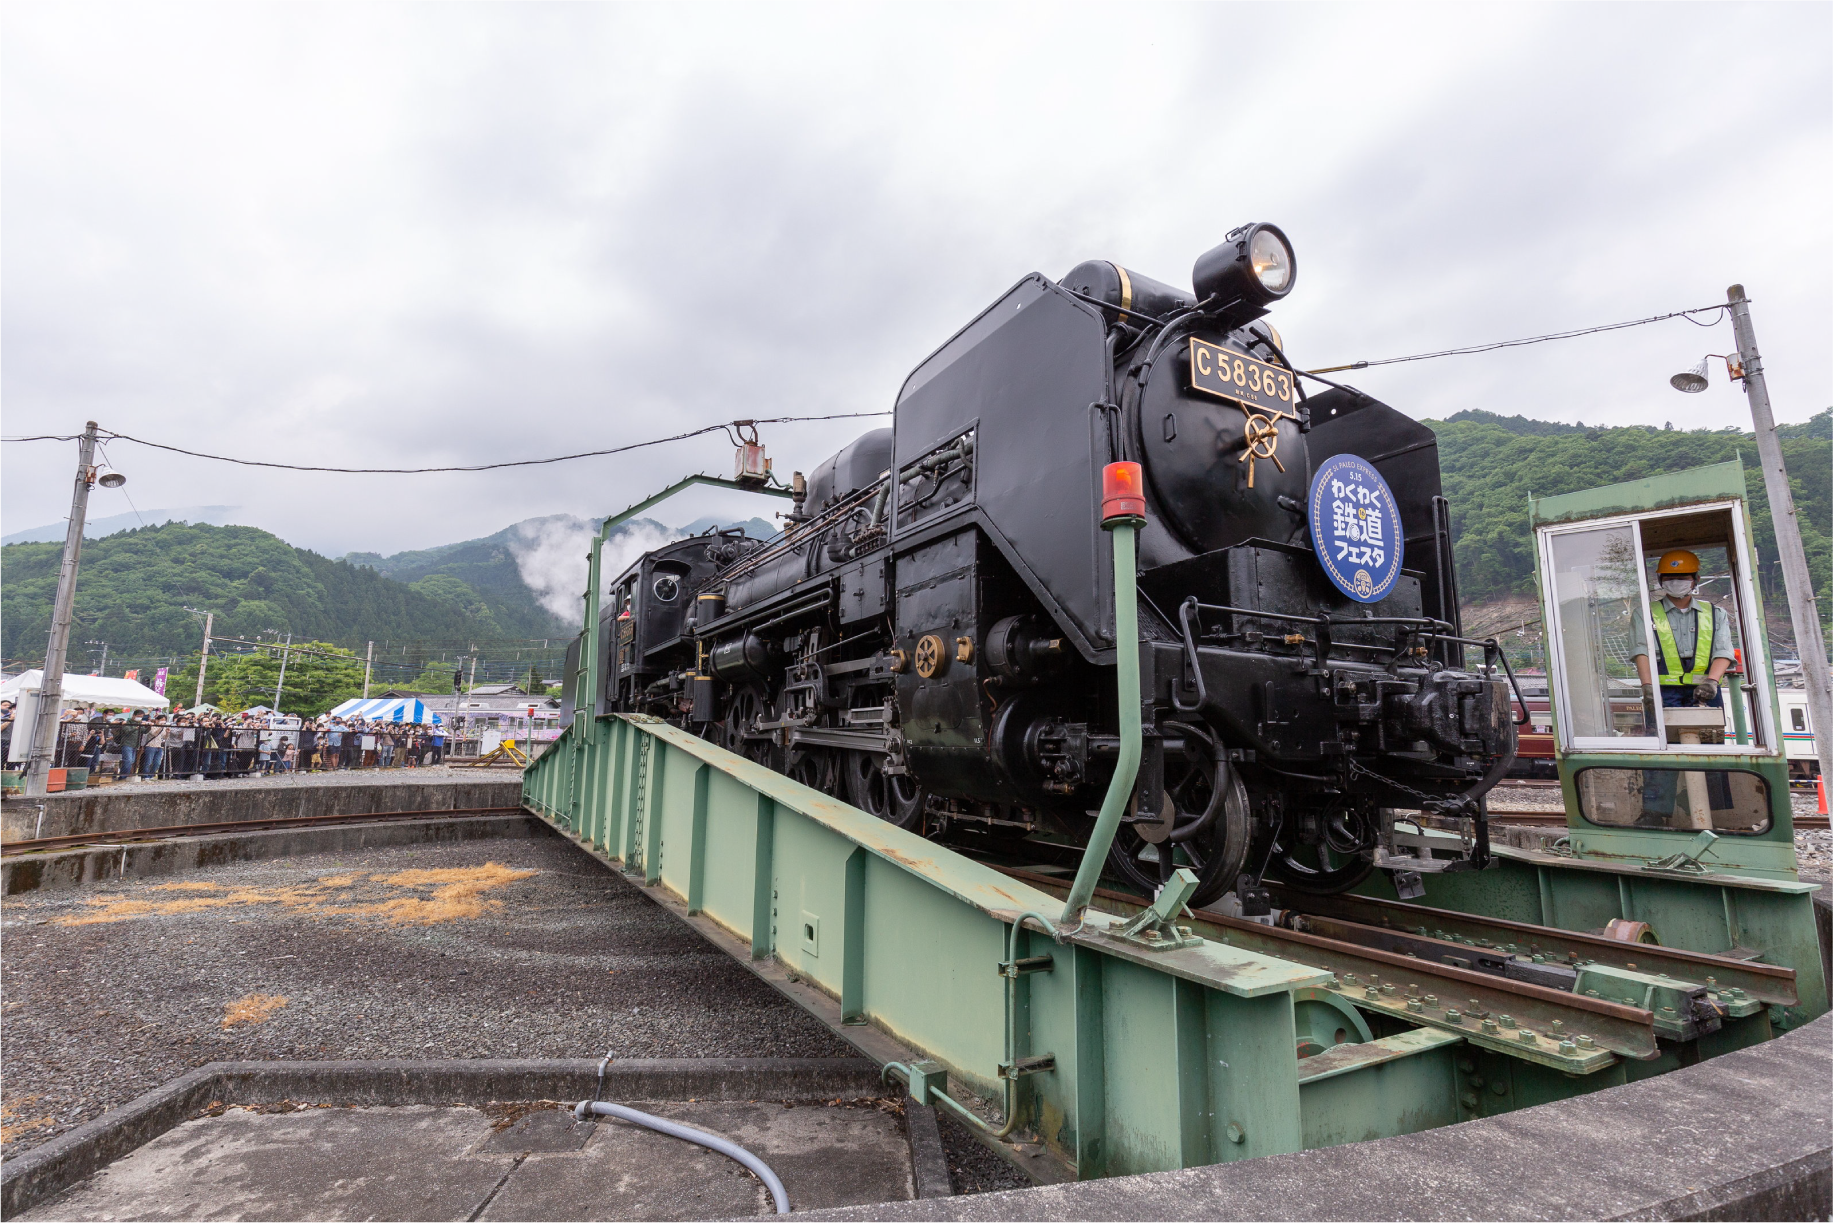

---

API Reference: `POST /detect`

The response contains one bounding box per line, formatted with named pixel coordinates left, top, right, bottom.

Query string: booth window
left=1541, top=502, right=1768, bottom=754
left=1576, top=766, right=1770, bottom=834
left=1545, top=524, right=1658, bottom=745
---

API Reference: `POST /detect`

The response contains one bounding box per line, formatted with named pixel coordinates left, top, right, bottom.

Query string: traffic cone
left=1818, top=775, right=1828, bottom=816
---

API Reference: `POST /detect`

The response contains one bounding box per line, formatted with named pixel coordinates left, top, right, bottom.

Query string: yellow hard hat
left=1656, top=549, right=1700, bottom=576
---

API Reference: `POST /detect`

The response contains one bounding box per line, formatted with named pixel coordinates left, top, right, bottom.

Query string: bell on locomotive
left=585, top=221, right=1517, bottom=912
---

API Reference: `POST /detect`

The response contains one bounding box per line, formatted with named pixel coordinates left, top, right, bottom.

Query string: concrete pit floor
left=0, top=833, right=1030, bottom=1203
left=15, top=1100, right=914, bottom=1221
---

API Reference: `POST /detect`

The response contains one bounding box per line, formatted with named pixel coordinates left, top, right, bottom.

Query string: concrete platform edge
left=904, top=1104, right=954, bottom=1200
left=2, top=814, right=546, bottom=894
left=0, top=1057, right=882, bottom=1218
left=1, top=776, right=524, bottom=843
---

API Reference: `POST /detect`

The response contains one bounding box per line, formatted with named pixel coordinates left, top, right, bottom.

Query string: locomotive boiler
left=566, top=223, right=1518, bottom=906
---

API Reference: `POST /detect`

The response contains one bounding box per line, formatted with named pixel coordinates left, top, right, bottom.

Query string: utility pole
left=1727, top=285, right=1833, bottom=782
left=362, top=641, right=374, bottom=698
left=189, top=610, right=215, bottom=708
left=24, top=423, right=98, bottom=795
left=468, top=652, right=479, bottom=696
left=273, top=633, right=294, bottom=711
left=85, top=640, right=109, bottom=677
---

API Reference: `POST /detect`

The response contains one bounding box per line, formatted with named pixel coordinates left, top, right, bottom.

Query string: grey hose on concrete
left=572, top=1099, right=790, bottom=1214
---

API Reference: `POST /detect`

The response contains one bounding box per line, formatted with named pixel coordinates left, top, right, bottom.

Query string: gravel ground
left=1793, top=827, right=1831, bottom=885
left=934, top=1111, right=1033, bottom=1195
left=1486, top=782, right=1566, bottom=812
left=0, top=835, right=852, bottom=1159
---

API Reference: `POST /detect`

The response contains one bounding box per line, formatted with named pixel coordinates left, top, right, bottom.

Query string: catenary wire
left=1305, top=302, right=1732, bottom=374
left=89, top=414, right=890, bottom=476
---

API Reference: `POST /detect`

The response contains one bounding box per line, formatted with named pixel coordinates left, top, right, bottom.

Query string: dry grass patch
left=1, top=1096, right=59, bottom=1146
left=222, top=993, right=289, bottom=1028
left=52, top=863, right=539, bottom=928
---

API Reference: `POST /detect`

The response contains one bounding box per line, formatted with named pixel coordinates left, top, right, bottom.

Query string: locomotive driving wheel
left=722, top=689, right=772, bottom=765
left=1263, top=806, right=1376, bottom=895
left=789, top=749, right=840, bottom=797
left=843, top=751, right=925, bottom=829
left=1105, top=727, right=1250, bottom=908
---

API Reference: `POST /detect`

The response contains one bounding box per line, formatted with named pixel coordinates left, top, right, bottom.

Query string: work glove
left=1693, top=676, right=1719, bottom=704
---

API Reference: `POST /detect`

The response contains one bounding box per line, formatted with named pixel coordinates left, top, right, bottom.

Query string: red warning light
left=1101, top=462, right=1146, bottom=524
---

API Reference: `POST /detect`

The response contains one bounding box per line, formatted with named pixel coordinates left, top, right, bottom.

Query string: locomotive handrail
left=709, top=480, right=882, bottom=588
left=1188, top=599, right=1457, bottom=633
left=1176, top=599, right=1533, bottom=732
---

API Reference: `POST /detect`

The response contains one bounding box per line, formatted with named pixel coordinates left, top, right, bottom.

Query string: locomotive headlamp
left=1192, top=223, right=1296, bottom=311
left=1248, top=228, right=1293, bottom=294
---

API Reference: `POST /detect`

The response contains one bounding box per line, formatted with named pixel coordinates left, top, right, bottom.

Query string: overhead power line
left=1305, top=302, right=1731, bottom=374
left=94, top=414, right=894, bottom=476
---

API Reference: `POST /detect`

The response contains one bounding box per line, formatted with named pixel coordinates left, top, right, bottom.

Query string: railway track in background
left=0, top=806, right=526, bottom=857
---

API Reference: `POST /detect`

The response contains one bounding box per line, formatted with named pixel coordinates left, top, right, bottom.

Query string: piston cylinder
left=709, top=633, right=780, bottom=684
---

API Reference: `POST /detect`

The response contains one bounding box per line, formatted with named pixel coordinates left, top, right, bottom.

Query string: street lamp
left=1669, top=354, right=1741, bottom=394
left=23, top=424, right=128, bottom=794
left=1668, top=286, right=1832, bottom=785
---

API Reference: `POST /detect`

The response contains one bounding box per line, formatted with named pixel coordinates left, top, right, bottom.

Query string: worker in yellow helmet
left=1629, top=550, right=1735, bottom=712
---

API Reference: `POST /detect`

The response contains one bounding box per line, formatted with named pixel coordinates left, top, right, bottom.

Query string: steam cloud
left=510, top=516, right=683, bottom=625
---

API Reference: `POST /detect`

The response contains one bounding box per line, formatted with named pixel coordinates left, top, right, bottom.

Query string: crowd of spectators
left=28, top=706, right=449, bottom=781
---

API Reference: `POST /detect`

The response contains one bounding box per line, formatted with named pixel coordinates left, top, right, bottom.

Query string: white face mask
left=1661, top=577, right=1695, bottom=598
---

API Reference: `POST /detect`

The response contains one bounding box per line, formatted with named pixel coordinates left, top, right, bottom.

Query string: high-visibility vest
left=1650, top=600, right=1715, bottom=685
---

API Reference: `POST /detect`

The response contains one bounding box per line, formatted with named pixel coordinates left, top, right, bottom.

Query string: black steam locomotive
left=565, top=224, right=1516, bottom=905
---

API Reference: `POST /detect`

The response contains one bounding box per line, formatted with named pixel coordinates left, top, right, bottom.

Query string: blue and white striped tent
left=326, top=697, right=444, bottom=724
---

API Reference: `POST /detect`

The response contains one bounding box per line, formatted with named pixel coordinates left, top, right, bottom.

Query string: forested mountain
left=0, top=523, right=520, bottom=667
left=1428, top=408, right=1830, bottom=620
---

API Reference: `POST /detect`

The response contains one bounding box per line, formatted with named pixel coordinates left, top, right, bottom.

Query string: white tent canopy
left=326, top=696, right=443, bottom=724
left=0, top=670, right=170, bottom=710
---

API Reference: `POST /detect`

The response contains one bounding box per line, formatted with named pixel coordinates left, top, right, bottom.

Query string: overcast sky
left=4, top=2, right=1828, bottom=560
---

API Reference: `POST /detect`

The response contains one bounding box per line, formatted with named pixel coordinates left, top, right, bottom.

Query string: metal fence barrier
left=36, top=718, right=452, bottom=781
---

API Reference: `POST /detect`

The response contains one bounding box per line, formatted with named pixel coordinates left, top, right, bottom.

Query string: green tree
left=1431, top=408, right=1831, bottom=618
left=168, top=641, right=364, bottom=716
